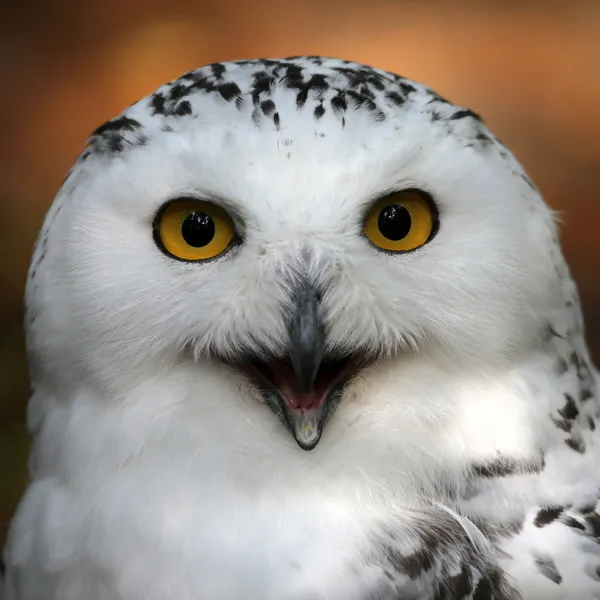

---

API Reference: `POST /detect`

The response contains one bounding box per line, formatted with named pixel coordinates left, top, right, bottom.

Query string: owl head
left=26, top=57, right=567, bottom=458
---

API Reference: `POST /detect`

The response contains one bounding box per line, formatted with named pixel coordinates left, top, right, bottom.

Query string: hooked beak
left=283, top=284, right=330, bottom=450
left=241, top=282, right=359, bottom=450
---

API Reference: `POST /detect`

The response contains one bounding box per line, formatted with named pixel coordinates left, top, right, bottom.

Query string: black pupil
left=181, top=212, right=215, bottom=247
left=377, top=204, right=412, bottom=241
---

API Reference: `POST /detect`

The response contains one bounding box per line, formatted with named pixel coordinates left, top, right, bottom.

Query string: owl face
left=28, top=58, right=560, bottom=450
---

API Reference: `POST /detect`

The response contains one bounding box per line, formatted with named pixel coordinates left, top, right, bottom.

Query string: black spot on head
left=280, top=63, right=303, bottom=83
left=398, top=82, right=417, bottom=95
left=167, top=82, right=189, bottom=103
left=428, top=91, right=452, bottom=105
left=260, top=99, right=276, bottom=116
left=358, top=84, right=376, bottom=100
left=287, top=73, right=330, bottom=109
left=372, top=111, right=386, bottom=123
left=385, top=91, right=405, bottom=106
left=250, top=74, right=275, bottom=105
left=346, top=90, right=377, bottom=111
left=218, top=81, right=242, bottom=102
left=306, top=74, right=330, bottom=94
left=332, top=66, right=388, bottom=93
left=295, top=90, right=308, bottom=109
left=91, top=116, right=146, bottom=154
left=257, top=100, right=280, bottom=129
left=150, top=92, right=166, bottom=115
left=187, top=73, right=213, bottom=93
left=174, top=100, right=192, bottom=116
left=314, top=104, right=325, bottom=119
left=331, top=93, right=347, bottom=113
left=534, top=506, right=564, bottom=528
left=209, top=62, right=226, bottom=79
left=449, top=108, right=482, bottom=122
left=92, top=116, right=141, bottom=137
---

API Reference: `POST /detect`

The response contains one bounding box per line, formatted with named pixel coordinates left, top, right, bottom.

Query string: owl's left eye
left=363, top=190, right=437, bottom=252
left=154, top=199, right=236, bottom=261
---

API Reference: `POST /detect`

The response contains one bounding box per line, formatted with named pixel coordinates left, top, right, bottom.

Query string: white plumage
left=2, top=56, right=599, bottom=599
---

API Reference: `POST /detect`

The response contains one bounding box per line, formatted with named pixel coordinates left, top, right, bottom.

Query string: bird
left=1, top=55, right=599, bottom=600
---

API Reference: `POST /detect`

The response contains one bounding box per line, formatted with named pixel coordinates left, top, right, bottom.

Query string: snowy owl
left=2, top=56, right=600, bottom=600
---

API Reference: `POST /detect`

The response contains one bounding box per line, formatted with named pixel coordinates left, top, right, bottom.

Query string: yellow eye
left=363, top=190, right=436, bottom=252
left=155, top=199, right=235, bottom=261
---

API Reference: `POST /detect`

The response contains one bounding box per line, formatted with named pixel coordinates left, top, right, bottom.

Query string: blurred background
left=1, top=0, right=599, bottom=548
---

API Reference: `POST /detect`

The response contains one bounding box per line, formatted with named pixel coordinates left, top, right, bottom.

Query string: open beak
left=242, top=283, right=359, bottom=450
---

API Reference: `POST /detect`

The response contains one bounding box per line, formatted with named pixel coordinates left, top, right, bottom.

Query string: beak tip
left=293, top=428, right=322, bottom=451
left=285, top=407, right=325, bottom=451
left=294, top=437, right=320, bottom=451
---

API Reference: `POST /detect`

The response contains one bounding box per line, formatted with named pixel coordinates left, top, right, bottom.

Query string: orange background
left=1, top=0, right=599, bottom=547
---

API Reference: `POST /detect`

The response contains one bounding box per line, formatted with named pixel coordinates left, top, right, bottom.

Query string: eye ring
left=363, top=189, right=438, bottom=253
left=153, top=197, right=238, bottom=262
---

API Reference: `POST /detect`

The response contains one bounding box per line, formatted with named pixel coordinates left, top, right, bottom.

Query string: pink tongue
left=269, top=360, right=334, bottom=411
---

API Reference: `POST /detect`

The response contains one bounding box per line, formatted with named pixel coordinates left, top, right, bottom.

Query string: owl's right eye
left=154, top=199, right=236, bottom=261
